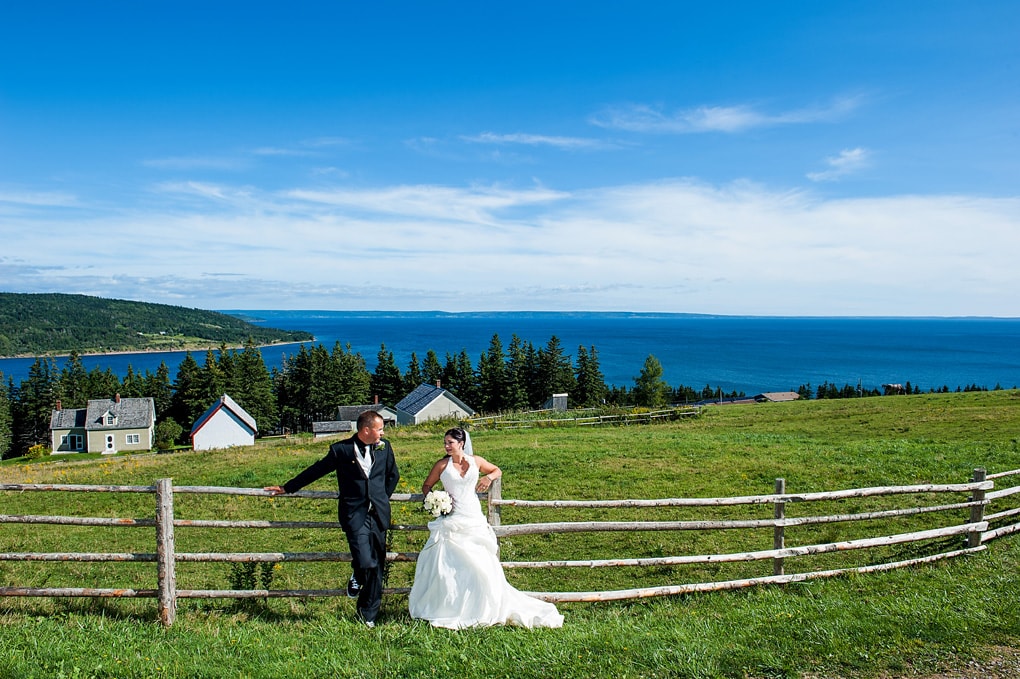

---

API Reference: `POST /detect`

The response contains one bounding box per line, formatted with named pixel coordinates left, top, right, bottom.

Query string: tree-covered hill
left=0, top=293, right=313, bottom=356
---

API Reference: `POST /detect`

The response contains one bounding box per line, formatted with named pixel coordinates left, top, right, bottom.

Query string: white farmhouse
left=190, top=394, right=257, bottom=451
left=394, top=382, right=475, bottom=425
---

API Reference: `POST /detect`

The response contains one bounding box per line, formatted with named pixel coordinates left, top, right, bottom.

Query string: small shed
left=543, top=393, right=569, bottom=411
left=190, top=394, right=257, bottom=451
left=337, top=403, right=399, bottom=428
left=312, top=420, right=354, bottom=439
left=754, top=392, right=801, bottom=403
left=395, top=382, right=475, bottom=425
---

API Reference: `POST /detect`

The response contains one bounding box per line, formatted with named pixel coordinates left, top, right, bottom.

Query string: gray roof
left=312, top=420, right=354, bottom=434
left=50, top=407, right=87, bottom=430
left=337, top=404, right=392, bottom=421
left=394, top=383, right=475, bottom=417
left=85, top=396, right=155, bottom=430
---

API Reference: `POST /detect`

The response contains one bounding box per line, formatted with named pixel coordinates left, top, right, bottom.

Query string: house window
left=126, top=434, right=140, bottom=445
left=61, top=434, right=84, bottom=450
left=105, top=414, right=116, bottom=425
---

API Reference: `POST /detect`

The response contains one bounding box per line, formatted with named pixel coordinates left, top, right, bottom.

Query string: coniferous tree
left=633, top=354, right=669, bottom=407
left=444, top=349, right=477, bottom=406
left=233, top=338, right=277, bottom=434
left=331, top=342, right=371, bottom=408
left=121, top=365, right=142, bottom=398
left=143, top=362, right=174, bottom=421
left=537, top=335, right=575, bottom=403
left=197, top=350, right=226, bottom=408
left=522, top=341, right=543, bottom=407
left=170, top=352, right=206, bottom=431
left=0, top=376, right=13, bottom=459
left=371, top=344, right=403, bottom=406
left=58, top=351, right=90, bottom=409
left=403, top=352, right=423, bottom=395
left=84, top=367, right=122, bottom=401
left=477, top=334, right=507, bottom=413
left=13, top=357, right=58, bottom=453
left=504, top=334, right=531, bottom=412
left=422, top=349, right=443, bottom=387
left=574, top=345, right=608, bottom=407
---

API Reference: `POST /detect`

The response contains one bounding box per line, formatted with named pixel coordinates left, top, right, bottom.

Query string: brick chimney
left=436, top=379, right=441, bottom=388
left=55, top=400, right=62, bottom=411
left=114, top=393, right=121, bottom=403
left=373, top=394, right=379, bottom=405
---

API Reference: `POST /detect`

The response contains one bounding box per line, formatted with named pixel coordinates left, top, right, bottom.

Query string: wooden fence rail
left=2, top=465, right=1018, bottom=626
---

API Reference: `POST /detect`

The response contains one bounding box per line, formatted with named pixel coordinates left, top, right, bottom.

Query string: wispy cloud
left=590, top=95, right=863, bottom=134
left=807, top=148, right=872, bottom=182
left=0, top=189, right=78, bottom=207
left=251, top=147, right=317, bottom=157
left=461, top=132, right=607, bottom=150
left=285, top=183, right=569, bottom=224
left=143, top=156, right=250, bottom=171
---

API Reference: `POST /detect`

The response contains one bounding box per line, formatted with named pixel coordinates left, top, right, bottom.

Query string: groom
left=265, top=410, right=400, bottom=627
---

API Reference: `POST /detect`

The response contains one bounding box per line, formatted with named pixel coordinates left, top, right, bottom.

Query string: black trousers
left=346, top=512, right=387, bottom=622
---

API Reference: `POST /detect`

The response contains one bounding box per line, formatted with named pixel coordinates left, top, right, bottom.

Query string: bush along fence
left=1, top=466, right=1018, bottom=627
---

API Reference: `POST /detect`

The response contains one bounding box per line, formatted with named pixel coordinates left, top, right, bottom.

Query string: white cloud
left=461, top=132, right=606, bottom=150
left=142, top=156, right=249, bottom=171
left=590, top=95, right=863, bottom=134
left=807, top=148, right=872, bottom=182
left=2, top=179, right=1017, bottom=316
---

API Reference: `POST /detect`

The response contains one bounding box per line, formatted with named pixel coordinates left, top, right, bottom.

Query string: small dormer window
left=104, top=412, right=117, bottom=425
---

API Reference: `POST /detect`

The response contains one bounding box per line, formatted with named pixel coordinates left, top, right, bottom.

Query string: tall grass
left=1, top=390, right=1019, bottom=678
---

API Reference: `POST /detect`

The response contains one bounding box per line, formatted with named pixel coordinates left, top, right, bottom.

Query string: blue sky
left=2, top=1, right=1018, bottom=315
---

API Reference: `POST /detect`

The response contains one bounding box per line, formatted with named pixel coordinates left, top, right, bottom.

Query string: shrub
left=26, top=443, right=48, bottom=460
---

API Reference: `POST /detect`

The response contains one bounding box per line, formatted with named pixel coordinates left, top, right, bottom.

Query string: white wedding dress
left=408, top=456, right=564, bottom=629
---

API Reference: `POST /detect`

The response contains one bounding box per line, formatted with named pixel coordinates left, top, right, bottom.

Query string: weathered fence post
left=155, top=478, right=177, bottom=627
left=773, top=478, right=786, bottom=576
left=968, top=468, right=987, bottom=547
left=488, top=477, right=502, bottom=528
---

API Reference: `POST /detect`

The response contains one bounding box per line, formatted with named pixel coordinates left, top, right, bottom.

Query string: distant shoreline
left=1, top=339, right=311, bottom=361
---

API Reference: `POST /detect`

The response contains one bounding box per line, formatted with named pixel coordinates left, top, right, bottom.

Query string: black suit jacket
left=282, top=435, right=400, bottom=533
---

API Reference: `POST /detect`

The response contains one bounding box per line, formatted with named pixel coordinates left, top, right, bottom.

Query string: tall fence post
left=968, top=468, right=987, bottom=548
left=487, top=477, right=502, bottom=528
left=155, top=478, right=177, bottom=627
left=488, top=477, right=502, bottom=557
left=773, top=478, right=786, bottom=576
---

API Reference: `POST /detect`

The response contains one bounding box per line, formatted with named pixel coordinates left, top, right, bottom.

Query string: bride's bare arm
left=421, top=458, right=447, bottom=495
left=474, top=455, right=501, bottom=492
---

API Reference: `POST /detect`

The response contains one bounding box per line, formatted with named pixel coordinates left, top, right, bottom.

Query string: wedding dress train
left=408, top=456, right=564, bottom=629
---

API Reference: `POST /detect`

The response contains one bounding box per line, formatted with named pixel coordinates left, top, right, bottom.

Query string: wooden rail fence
left=2, top=466, right=1017, bottom=626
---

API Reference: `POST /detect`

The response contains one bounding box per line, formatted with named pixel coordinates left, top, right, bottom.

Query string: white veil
left=462, top=428, right=474, bottom=456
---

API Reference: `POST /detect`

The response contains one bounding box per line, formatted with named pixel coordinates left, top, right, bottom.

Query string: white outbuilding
left=190, top=394, right=257, bottom=451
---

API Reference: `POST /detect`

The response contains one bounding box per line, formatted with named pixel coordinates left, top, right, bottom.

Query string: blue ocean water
left=1, top=312, right=1018, bottom=395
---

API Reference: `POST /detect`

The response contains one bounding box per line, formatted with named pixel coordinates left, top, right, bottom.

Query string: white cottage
left=190, top=394, right=257, bottom=451
left=394, top=382, right=475, bottom=425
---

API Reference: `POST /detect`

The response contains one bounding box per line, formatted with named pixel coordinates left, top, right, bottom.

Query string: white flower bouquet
left=423, top=489, right=453, bottom=517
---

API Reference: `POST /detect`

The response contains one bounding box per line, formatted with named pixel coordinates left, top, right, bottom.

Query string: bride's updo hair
left=444, top=427, right=467, bottom=447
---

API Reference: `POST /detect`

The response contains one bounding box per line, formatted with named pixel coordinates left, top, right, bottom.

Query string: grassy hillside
left=0, top=292, right=313, bottom=356
left=1, top=390, right=1019, bottom=678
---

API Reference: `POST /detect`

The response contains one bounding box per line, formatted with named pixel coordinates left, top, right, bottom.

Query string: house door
left=105, top=435, right=115, bottom=453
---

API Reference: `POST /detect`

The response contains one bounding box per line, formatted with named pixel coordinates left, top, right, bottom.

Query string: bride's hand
left=476, top=475, right=492, bottom=492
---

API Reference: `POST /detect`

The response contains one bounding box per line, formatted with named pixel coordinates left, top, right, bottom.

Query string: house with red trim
left=190, top=394, right=257, bottom=451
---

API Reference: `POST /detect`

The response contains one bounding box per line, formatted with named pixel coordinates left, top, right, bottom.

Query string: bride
left=408, top=427, right=564, bottom=629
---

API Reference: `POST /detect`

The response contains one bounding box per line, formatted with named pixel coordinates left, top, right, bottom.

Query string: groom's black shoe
left=346, top=575, right=361, bottom=598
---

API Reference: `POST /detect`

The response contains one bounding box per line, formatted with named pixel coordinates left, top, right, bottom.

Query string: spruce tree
left=0, top=376, right=13, bottom=459
left=403, top=352, right=423, bottom=395
left=371, top=344, right=403, bottom=406
left=477, top=334, right=507, bottom=413
left=633, top=354, right=669, bottom=407
left=422, top=349, right=443, bottom=387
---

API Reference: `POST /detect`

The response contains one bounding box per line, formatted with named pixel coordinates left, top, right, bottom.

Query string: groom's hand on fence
left=264, top=485, right=285, bottom=495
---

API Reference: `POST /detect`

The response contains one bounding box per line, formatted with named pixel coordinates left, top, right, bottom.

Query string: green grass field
left=2, top=390, right=1019, bottom=678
